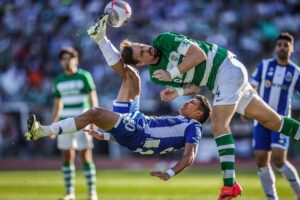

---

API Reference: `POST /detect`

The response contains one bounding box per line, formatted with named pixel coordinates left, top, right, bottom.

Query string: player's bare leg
left=272, top=148, right=300, bottom=199
left=25, top=107, right=120, bottom=141
left=60, top=149, right=76, bottom=200
left=255, top=150, right=279, bottom=199
left=244, top=94, right=300, bottom=140
left=78, top=149, right=98, bottom=200
left=87, top=15, right=126, bottom=77
left=211, top=104, right=243, bottom=200
left=116, top=66, right=141, bottom=102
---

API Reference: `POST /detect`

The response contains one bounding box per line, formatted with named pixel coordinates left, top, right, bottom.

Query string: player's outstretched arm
left=150, top=143, right=197, bottom=181
left=153, top=44, right=206, bottom=82
left=160, top=84, right=200, bottom=101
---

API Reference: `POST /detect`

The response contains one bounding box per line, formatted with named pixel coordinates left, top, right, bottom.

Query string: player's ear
left=194, top=110, right=203, bottom=121
left=291, top=45, right=294, bottom=53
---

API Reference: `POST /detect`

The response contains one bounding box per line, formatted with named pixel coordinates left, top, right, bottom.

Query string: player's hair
left=120, top=40, right=139, bottom=65
left=58, top=47, right=79, bottom=60
left=276, top=32, right=294, bottom=44
left=195, top=95, right=212, bottom=123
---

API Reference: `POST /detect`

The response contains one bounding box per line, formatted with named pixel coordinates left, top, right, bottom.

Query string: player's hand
left=160, top=88, right=178, bottom=101
left=83, top=129, right=105, bottom=140
left=153, top=70, right=172, bottom=82
left=150, top=171, right=171, bottom=181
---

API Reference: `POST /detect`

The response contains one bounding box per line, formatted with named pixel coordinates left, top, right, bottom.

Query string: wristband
left=166, top=169, right=175, bottom=177
left=168, top=67, right=181, bottom=79
left=103, top=133, right=111, bottom=141
left=175, top=88, right=184, bottom=96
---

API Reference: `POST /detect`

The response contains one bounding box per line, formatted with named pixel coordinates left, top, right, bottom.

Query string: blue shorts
left=112, top=99, right=140, bottom=114
left=253, top=122, right=289, bottom=150
left=108, top=99, right=145, bottom=151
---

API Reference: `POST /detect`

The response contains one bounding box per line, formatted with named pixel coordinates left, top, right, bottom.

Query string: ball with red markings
left=104, top=0, right=132, bottom=28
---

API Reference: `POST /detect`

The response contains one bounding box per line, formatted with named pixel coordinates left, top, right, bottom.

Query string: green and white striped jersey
left=53, top=69, right=96, bottom=119
left=149, top=32, right=229, bottom=91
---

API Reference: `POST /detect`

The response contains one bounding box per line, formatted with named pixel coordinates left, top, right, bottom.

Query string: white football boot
left=87, top=14, right=109, bottom=42
left=24, top=114, right=45, bottom=141
left=88, top=193, right=98, bottom=200
left=60, top=193, right=75, bottom=200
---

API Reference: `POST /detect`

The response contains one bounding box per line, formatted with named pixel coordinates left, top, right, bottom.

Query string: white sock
left=42, top=118, right=77, bottom=135
left=258, top=166, right=278, bottom=200
left=279, top=162, right=300, bottom=197
left=98, top=36, right=120, bottom=66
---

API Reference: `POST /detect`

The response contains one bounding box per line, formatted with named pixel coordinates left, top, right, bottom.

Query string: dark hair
left=276, top=32, right=294, bottom=44
left=120, top=40, right=139, bottom=65
left=58, top=47, right=79, bottom=60
left=195, top=95, right=212, bottom=123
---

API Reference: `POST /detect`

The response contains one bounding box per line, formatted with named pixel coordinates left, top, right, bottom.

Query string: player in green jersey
left=52, top=47, right=99, bottom=200
left=87, top=14, right=300, bottom=200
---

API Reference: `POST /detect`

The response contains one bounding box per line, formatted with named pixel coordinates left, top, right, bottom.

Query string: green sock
left=215, top=134, right=236, bottom=187
left=280, top=117, right=300, bottom=140
left=83, top=162, right=97, bottom=195
left=62, top=163, right=75, bottom=195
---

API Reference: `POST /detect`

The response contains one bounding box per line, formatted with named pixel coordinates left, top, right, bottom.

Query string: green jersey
left=149, top=32, right=229, bottom=91
left=53, top=69, right=96, bottom=119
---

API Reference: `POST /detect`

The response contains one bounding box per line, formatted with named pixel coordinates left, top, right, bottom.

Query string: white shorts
left=57, top=130, right=94, bottom=150
left=213, top=56, right=255, bottom=115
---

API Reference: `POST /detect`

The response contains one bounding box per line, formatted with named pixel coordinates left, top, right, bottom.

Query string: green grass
left=0, top=169, right=295, bottom=200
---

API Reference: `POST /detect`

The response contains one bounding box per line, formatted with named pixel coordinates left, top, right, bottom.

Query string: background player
left=250, top=33, right=300, bottom=200
left=52, top=47, right=99, bottom=200
left=87, top=14, right=300, bottom=200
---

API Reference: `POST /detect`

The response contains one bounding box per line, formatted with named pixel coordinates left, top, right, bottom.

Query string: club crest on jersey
left=174, top=37, right=183, bottom=42
left=265, top=80, right=272, bottom=88
left=285, top=71, right=293, bottom=82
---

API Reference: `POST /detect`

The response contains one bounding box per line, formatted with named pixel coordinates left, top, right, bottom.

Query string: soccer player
left=52, top=47, right=99, bottom=200
left=250, top=33, right=300, bottom=200
left=86, top=15, right=300, bottom=200
left=25, top=57, right=212, bottom=182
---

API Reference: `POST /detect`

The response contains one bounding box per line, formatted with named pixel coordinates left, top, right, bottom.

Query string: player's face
left=275, top=39, right=293, bottom=61
left=60, top=53, right=78, bottom=74
left=179, top=98, right=202, bottom=119
left=131, top=43, right=160, bottom=67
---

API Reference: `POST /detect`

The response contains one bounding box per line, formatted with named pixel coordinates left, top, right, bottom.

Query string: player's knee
left=86, top=107, right=105, bottom=122
left=255, top=157, right=268, bottom=168
left=254, top=152, right=269, bottom=167
left=211, top=121, right=229, bottom=135
left=272, top=155, right=285, bottom=168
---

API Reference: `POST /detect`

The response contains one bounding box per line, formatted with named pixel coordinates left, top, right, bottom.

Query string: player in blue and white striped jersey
left=25, top=57, right=212, bottom=181
left=250, top=32, right=300, bottom=200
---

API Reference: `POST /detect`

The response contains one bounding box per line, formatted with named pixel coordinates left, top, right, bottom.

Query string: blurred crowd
left=1, top=0, right=300, bottom=158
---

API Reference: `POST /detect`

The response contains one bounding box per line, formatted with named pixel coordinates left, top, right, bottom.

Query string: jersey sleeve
left=153, top=32, right=194, bottom=56
left=53, top=79, right=61, bottom=98
left=82, top=71, right=96, bottom=93
left=250, top=61, right=263, bottom=87
left=294, top=73, right=300, bottom=94
left=184, top=122, right=202, bottom=145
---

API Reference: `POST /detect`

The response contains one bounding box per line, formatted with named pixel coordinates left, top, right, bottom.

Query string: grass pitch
left=0, top=169, right=295, bottom=200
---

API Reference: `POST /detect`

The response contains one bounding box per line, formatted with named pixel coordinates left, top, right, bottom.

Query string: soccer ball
left=104, top=0, right=132, bottom=28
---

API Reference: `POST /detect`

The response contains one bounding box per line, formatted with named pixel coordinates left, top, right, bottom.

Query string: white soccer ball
left=104, top=0, right=132, bottom=28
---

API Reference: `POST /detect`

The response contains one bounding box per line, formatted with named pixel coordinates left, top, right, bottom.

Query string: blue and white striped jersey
left=109, top=111, right=202, bottom=155
left=250, top=58, right=300, bottom=116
